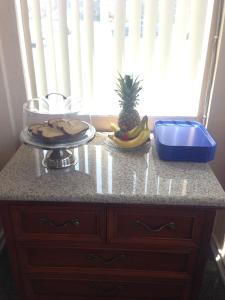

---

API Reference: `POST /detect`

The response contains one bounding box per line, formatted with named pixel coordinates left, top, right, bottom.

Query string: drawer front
left=24, top=276, right=190, bottom=300
left=18, top=245, right=196, bottom=274
left=10, top=205, right=105, bottom=242
left=108, top=207, right=204, bottom=246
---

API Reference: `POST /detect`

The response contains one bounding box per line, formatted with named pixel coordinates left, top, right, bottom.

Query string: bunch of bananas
left=108, top=116, right=150, bottom=149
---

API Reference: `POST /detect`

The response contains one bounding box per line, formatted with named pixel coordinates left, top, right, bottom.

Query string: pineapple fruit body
left=115, top=74, right=142, bottom=131
left=118, top=109, right=140, bottom=131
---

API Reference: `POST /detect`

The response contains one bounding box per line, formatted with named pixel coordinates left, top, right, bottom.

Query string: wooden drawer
left=10, top=205, right=105, bottom=243
left=24, top=275, right=191, bottom=300
left=108, top=207, right=204, bottom=247
left=17, top=244, right=197, bottom=274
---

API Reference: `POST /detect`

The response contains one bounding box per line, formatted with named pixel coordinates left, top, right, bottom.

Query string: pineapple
left=115, top=74, right=142, bottom=131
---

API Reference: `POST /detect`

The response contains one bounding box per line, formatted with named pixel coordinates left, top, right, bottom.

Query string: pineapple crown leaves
left=115, top=74, right=142, bottom=110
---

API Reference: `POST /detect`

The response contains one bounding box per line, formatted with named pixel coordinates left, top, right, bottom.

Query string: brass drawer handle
left=39, top=217, right=80, bottom=228
left=135, top=220, right=176, bottom=232
left=87, top=254, right=126, bottom=265
left=89, top=282, right=125, bottom=295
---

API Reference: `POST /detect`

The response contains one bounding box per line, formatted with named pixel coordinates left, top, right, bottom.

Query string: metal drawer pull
left=89, top=282, right=125, bottom=295
left=88, top=254, right=126, bottom=265
left=135, top=220, right=176, bottom=232
left=39, top=217, right=80, bottom=228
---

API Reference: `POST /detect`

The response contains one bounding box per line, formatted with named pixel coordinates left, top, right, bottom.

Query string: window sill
left=77, top=114, right=199, bottom=131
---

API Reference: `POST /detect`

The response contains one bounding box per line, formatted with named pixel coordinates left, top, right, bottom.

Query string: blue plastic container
left=154, top=121, right=217, bottom=162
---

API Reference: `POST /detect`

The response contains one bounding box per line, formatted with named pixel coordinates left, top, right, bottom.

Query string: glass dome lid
left=23, top=93, right=81, bottom=128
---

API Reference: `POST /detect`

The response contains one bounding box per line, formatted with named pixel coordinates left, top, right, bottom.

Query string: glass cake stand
left=20, top=122, right=96, bottom=169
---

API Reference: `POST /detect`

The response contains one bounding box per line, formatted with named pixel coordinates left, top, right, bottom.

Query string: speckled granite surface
left=0, top=133, right=225, bottom=207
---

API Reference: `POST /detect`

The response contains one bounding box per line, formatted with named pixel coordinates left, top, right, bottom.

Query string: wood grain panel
left=10, top=205, right=106, bottom=243
left=108, top=206, right=204, bottom=247
left=24, top=275, right=190, bottom=300
left=17, top=244, right=197, bottom=274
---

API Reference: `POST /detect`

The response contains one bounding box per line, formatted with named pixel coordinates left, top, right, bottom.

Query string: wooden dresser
left=0, top=143, right=224, bottom=300
left=1, top=202, right=215, bottom=300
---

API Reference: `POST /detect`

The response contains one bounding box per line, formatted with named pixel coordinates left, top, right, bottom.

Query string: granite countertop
left=0, top=133, right=225, bottom=207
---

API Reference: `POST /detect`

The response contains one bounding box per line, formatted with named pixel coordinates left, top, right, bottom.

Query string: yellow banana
left=126, top=125, right=141, bottom=139
left=127, top=116, right=148, bottom=139
left=108, top=128, right=150, bottom=149
left=110, top=122, right=120, bottom=132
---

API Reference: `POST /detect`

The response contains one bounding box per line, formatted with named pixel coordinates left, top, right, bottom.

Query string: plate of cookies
left=21, top=118, right=96, bottom=150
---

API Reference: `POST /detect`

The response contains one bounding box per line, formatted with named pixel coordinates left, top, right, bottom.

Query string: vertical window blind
left=16, top=0, right=218, bottom=119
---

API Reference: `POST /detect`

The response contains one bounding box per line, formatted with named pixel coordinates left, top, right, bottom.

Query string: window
left=16, top=0, right=221, bottom=128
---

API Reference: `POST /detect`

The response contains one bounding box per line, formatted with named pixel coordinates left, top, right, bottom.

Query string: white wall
left=207, top=5, right=225, bottom=281
left=207, top=35, right=225, bottom=189
left=0, top=0, right=26, bottom=169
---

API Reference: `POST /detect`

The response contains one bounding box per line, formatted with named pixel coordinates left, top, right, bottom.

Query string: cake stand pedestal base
left=42, top=149, right=76, bottom=169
